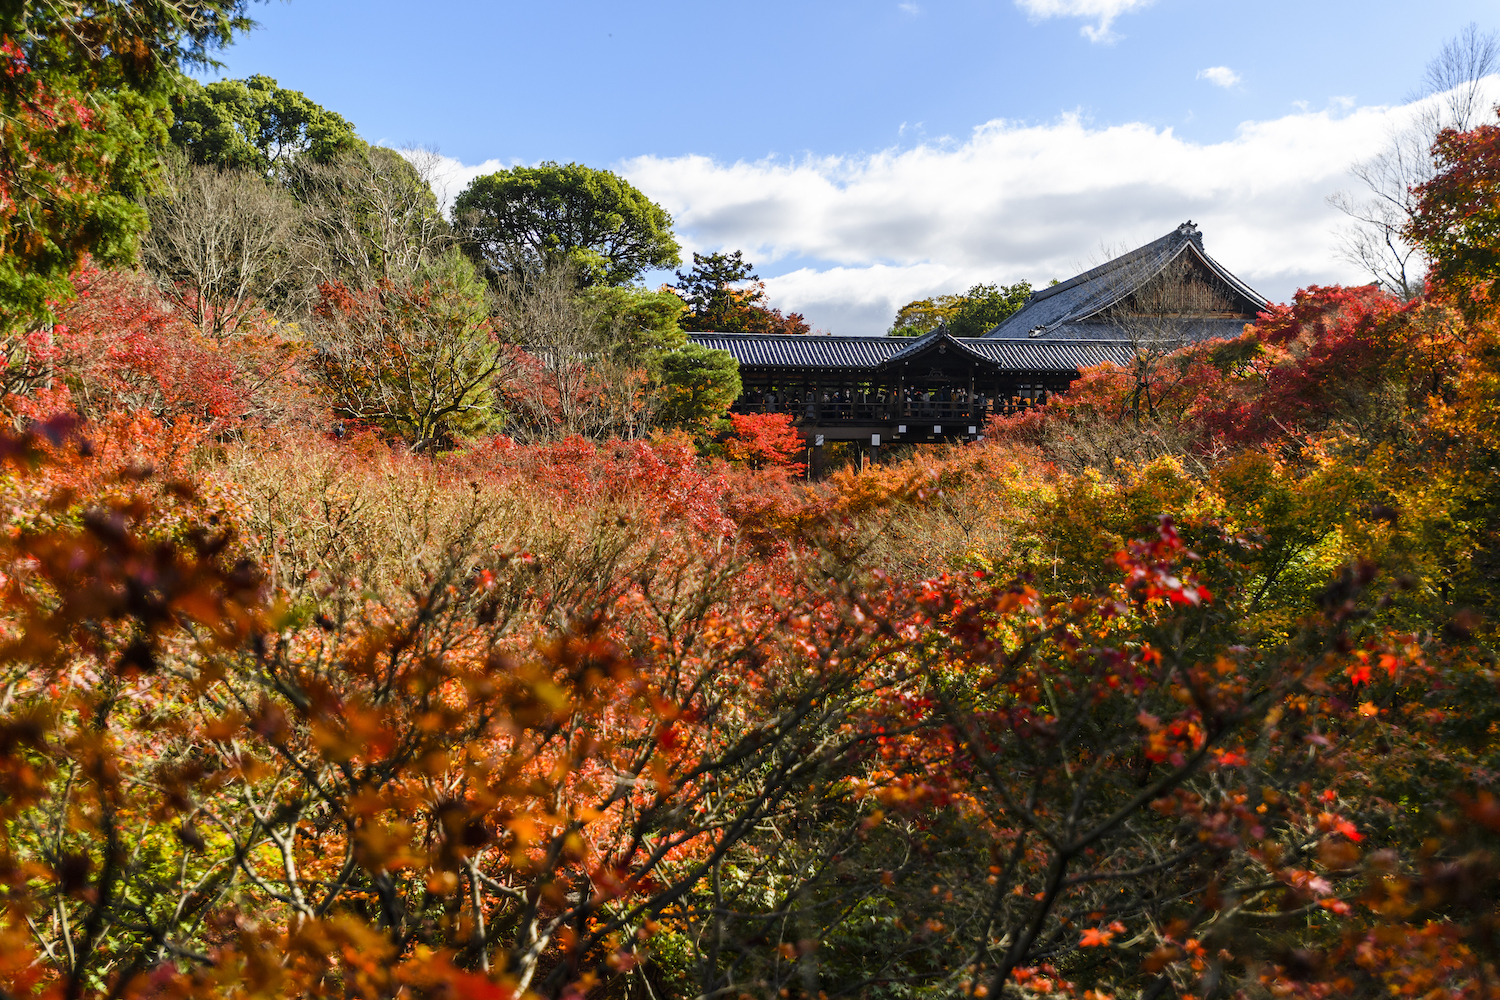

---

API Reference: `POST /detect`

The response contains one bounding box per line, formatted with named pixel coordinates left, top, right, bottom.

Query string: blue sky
left=210, top=0, right=1500, bottom=333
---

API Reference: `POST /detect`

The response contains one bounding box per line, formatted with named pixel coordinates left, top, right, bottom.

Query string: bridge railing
left=729, top=397, right=1047, bottom=422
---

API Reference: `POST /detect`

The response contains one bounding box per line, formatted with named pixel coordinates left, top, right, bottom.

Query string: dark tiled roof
left=985, top=222, right=1269, bottom=341
left=688, top=333, right=909, bottom=369
left=882, top=326, right=946, bottom=363
left=689, top=224, right=1263, bottom=377
left=689, top=331, right=1134, bottom=373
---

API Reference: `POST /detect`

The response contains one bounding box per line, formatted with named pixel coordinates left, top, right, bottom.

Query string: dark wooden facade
left=689, top=222, right=1268, bottom=467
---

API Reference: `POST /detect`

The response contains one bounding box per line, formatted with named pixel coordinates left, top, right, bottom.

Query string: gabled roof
left=984, top=222, right=1269, bottom=341
left=881, top=324, right=1000, bottom=367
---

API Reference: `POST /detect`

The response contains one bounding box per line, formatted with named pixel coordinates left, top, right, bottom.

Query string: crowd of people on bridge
left=736, top=386, right=1050, bottom=422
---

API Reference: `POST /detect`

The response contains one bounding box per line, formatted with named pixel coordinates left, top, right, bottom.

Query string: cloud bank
left=617, top=92, right=1492, bottom=335
left=417, top=84, right=1498, bottom=336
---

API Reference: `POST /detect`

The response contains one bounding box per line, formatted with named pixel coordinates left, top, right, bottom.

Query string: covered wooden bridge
left=688, top=222, right=1269, bottom=469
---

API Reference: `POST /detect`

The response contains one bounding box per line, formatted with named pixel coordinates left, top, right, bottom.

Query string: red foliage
left=457, top=432, right=737, bottom=536
left=1409, top=108, right=1500, bottom=305
left=1200, top=284, right=1426, bottom=445
left=49, top=265, right=310, bottom=428
left=721, top=411, right=807, bottom=475
left=1113, top=515, right=1212, bottom=606
left=988, top=283, right=1466, bottom=454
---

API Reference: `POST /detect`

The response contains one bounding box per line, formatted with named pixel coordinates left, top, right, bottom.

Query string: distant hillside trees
left=888, top=279, right=1032, bottom=337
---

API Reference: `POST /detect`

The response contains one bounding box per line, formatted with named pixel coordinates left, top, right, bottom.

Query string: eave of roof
left=687, top=333, right=910, bottom=368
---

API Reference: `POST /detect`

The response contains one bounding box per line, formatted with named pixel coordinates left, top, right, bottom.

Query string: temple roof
left=688, top=330, right=1134, bottom=373
left=984, top=222, right=1268, bottom=341
left=686, top=222, right=1267, bottom=376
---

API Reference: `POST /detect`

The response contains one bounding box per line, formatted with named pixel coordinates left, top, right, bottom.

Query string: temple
left=688, top=222, right=1268, bottom=468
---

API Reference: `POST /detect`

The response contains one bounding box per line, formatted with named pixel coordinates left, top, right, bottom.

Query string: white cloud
left=898, top=2, right=921, bottom=13
left=395, top=149, right=512, bottom=216
left=621, top=96, right=1464, bottom=334
left=1197, top=66, right=1241, bottom=89
left=1014, top=0, right=1156, bottom=43
left=423, top=81, right=1500, bottom=336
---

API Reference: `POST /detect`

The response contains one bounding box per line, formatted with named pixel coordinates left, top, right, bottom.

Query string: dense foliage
left=5, top=6, right=1500, bottom=999
left=168, top=73, right=362, bottom=175
left=0, top=0, right=257, bottom=332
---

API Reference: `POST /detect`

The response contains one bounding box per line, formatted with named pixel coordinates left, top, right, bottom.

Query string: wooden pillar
left=811, top=436, right=826, bottom=479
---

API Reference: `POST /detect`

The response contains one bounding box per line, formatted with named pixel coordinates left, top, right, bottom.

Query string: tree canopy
left=168, top=74, right=363, bottom=175
left=655, top=342, right=742, bottom=427
left=454, top=162, right=680, bottom=287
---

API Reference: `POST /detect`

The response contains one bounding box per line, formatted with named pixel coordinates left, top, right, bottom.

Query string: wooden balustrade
left=728, top=396, right=1045, bottom=422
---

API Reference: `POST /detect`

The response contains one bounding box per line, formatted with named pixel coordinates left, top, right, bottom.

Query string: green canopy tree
left=655, top=343, right=741, bottom=429
left=168, top=74, right=363, bottom=176
left=0, top=0, right=256, bottom=336
left=454, top=162, right=680, bottom=286
left=887, top=293, right=962, bottom=336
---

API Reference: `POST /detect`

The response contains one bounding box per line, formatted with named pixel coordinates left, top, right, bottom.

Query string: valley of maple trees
left=6, top=6, right=1500, bottom=1000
